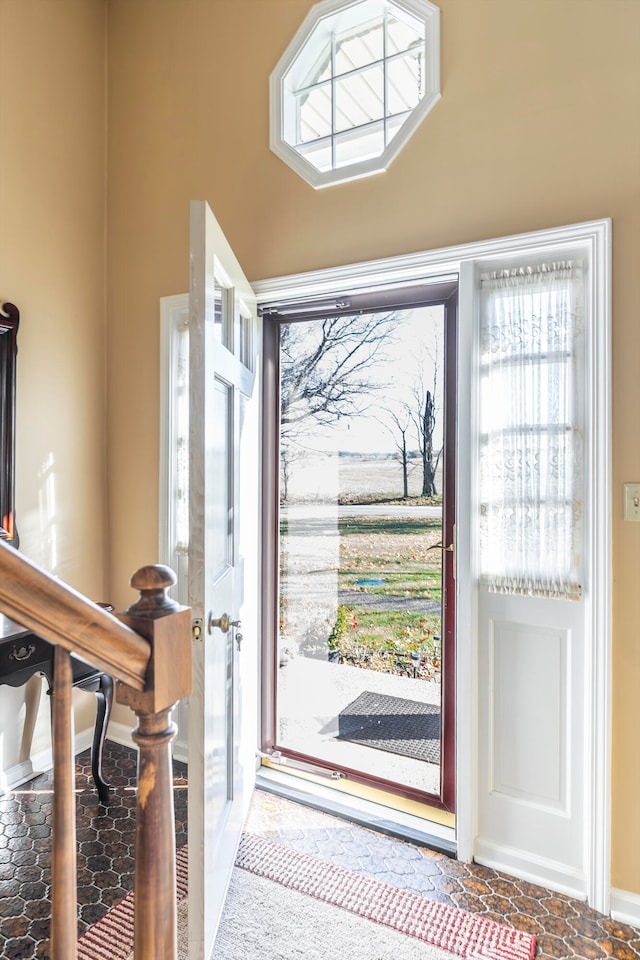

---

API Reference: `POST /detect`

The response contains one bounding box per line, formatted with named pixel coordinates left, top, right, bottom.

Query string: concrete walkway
left=281, top=503, right=442, bottom=520
left=277, top=656, right=441, bottom=795
left=338, top=590, right=441, bottom=613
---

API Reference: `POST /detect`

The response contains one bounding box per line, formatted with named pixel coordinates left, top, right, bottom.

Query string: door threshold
left=255, top=765, right=456, bottom=858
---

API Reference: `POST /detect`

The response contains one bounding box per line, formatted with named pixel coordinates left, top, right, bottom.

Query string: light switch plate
left=624, top=483, right=640, bottom=521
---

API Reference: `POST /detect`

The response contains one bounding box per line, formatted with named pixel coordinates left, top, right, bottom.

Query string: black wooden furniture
left=0, top=302, right=19, bottom=545
left=0, top=613, right=114, bottom=804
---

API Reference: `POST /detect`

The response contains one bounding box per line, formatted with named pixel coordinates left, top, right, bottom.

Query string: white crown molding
left=252, top=219, right=611, bottom=302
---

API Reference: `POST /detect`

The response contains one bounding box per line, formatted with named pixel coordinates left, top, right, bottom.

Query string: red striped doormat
left=76, top=844, right=189, bottom=960
left=77, top=834, right=535, bottom=960
left=235, top=834, right=536, bottom=960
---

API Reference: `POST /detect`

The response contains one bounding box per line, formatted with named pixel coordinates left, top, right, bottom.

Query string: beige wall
left=0, top=0, right=109, bottom=764
left=8, top=0, right=637, bottom=893
left=106, top=0, right=640, bottom=891
left=0, top=0, right=638, bottom=910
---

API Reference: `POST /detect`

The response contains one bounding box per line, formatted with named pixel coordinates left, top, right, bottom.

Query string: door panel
left=188, top=200, right=259, bottom=959
left=477, top=592, right=585, bottom=895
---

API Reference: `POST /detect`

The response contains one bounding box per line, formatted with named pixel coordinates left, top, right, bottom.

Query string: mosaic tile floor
left=0, top=742, right=188, bottom=959
left=0, top=740, right=638, bottom=959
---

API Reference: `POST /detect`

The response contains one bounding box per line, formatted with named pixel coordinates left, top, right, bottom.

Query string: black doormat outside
left=337, top=690, right=440, bottom=764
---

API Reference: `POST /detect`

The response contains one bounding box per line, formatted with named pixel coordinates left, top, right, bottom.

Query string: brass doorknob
left=208, top=612, right=230, bottom=634
left=427, top=542, right=455, bottom=552
left=207, top=612, right=242, bottom=635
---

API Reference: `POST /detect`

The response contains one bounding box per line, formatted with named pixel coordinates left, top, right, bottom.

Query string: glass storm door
left=263, top=290, right=457, bottom=811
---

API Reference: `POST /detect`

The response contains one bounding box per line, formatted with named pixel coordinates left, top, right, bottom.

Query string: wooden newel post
left=116, top=565, right=192, bottom=960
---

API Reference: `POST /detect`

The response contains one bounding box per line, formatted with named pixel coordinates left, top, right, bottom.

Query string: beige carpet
left=146, top=870, right=464, bottom=960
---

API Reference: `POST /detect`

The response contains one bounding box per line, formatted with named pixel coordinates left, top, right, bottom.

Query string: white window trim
left=252, top=218, right=612, bottom=912
left=270, top=0, right=441, bottom=189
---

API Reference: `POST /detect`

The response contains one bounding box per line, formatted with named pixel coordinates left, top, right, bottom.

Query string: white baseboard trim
left=610, top=888, right=640, bottom=928
left=108, top=720, right=187, bottom=764
left=474, top=837, right=587, bottom=901
left=1, top=727, right=94, bottom=793
left=172, top=737, right=188, bottom=765
left=0, top=759, right=36, bottom=793
left=105, top=720, right=135, bottom=750
left=31, top=726, right=94, bottom=775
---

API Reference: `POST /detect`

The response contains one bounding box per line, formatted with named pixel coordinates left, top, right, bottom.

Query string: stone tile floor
left=0, top=739, right=638, bottom=959
left=246, top=790, right=640, bottom=960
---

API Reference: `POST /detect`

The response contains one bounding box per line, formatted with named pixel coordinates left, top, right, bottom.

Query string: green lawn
left=338, top=516, right=443, bottom=602
left=280, top=511, right=444, bottom=676
left=336, top=516, right=442, bottom=674
left=329, top=606, right=441, bottom=676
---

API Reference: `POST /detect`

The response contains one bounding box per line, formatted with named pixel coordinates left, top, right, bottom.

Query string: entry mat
left=337, top=690, right=440, bottom=764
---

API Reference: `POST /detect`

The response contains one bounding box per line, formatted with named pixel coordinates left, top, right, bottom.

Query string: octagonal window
left=270, top=0, right=440, bottom=188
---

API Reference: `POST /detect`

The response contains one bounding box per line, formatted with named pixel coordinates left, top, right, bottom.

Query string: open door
left=188, top=200, right=261, bottom=959
left=261, top=289, right=457, bottom=813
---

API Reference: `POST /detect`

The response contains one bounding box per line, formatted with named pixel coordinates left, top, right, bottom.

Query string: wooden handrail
left=0, top=540, right=149, bottom=689
left=0, top=542, right=192, bottom=959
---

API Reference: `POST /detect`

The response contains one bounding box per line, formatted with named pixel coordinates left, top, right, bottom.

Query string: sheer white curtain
left=479, top=261, right=584, bottom=600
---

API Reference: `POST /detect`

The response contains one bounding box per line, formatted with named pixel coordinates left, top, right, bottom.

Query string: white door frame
left=251, top=217, right=612, bottom=912
left=160, top=218, right=611, bottom=911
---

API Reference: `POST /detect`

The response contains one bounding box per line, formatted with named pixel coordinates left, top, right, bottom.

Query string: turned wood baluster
left=117, top=565, right=192, bottom=960
left=50, top=646, right=78, bottom=960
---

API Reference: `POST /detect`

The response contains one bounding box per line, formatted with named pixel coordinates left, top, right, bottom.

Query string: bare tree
left=382, top=408, right=414, bottom=499
left=416, top=388, right=439, bottom=496
left=280, top=439, right=306, bottom=503
left=280, top=313, right=398, bottom=437
left=410, top=341, right=442, bottom=498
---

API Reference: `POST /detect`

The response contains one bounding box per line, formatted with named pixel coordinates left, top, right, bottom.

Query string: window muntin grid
left=289, top=3, right=426, bottom=174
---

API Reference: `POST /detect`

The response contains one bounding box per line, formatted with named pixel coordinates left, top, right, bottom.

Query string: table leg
left=92, top=674, right=114, bottom=804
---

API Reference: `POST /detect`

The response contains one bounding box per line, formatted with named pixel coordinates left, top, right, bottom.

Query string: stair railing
left=0, top=541, right=191, bottom=960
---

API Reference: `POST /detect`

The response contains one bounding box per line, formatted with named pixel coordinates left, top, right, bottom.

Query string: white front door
left=188, top=199, right=261, bottom=959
